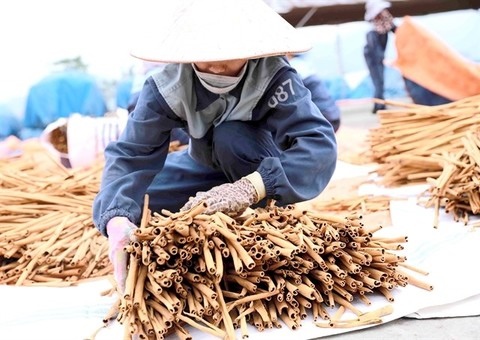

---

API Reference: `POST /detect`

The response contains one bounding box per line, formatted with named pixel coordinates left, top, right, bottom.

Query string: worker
left=363, top=0, right=397, bottom=113
left=93, top=0, right=338, bottom=292
left=363, top=0, right=451, bottom=113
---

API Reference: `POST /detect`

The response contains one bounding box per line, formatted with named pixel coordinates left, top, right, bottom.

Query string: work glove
left=181, top=177, right=259, bottom=216
left=106, top=216, right=137, bottom=293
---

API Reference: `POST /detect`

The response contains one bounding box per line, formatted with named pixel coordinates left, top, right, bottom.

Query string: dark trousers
left=364, top=30, right=388, bottom=103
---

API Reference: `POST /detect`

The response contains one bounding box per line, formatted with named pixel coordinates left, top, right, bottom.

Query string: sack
left=393, top=16, right=480, bottom=101
left=41, top=110, right=128, bottom=169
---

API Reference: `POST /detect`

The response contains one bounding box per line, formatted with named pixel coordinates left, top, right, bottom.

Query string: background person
left=363, top=0, right=397, bottom=113
left=363, top=0, right=451, bottom=113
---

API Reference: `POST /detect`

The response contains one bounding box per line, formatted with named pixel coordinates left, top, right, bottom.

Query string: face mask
left=192, top=63, right=247, bottom=94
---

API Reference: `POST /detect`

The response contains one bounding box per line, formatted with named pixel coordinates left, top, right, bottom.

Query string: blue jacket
left=22, top=71, right=106, bottom=138
left=93, top=56, right=337, bottom=234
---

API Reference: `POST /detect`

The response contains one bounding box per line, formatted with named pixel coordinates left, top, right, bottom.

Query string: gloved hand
left=106, top=216, right=137, bottom=293
left=181, top=177, right=258, bottom=216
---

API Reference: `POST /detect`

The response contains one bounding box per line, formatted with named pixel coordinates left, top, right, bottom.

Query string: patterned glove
left=106, top=216, right=137, bottom=293
left=181, top=178, right=258, bottom=215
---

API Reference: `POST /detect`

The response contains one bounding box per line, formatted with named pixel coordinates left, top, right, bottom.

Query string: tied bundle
left=108, top=197, right=431, bottom=339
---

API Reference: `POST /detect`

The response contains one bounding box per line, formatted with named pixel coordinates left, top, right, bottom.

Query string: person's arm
left=92, top=77, right=184, bottom=236
left=302, top=75, right=341, bottom=132
left=253, top=68, right=338, bottom=205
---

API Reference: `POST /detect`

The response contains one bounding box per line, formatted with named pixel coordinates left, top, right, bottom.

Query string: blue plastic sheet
left=22, top=71, right=106, bottom=137
left=0, top=105, right=21, bottom=140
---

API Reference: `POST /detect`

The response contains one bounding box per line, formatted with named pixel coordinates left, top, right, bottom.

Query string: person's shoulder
left=150, top=63, right=191, bottom=83
left=256, top=55, right=291, bottom=67
left=250, top=56, right=295, bottom=77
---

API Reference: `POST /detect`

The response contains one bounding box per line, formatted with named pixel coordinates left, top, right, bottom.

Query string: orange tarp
left=393, top=16, right=480, bottom=101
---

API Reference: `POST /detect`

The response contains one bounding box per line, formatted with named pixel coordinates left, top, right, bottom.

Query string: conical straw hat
left=364, top=0, right=391, bottom=21
left=129, top=0, right=312, bottom=63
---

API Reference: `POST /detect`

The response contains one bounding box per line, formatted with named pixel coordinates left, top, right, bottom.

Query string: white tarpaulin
left=1, top=161, right=480, bottom=339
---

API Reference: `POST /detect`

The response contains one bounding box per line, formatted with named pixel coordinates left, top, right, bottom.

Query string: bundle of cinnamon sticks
left=368, top=95, right=480, bottom=187
left=110, top=197, right=431, bottom=339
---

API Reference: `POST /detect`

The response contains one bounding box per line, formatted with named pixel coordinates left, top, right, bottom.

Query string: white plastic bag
left=41, top=110, right=128, bottom=169
left=67, top=112, right=128, bottom=168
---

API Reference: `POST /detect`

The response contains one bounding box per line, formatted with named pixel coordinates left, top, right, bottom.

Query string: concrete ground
left=337, top=99, right=381, bottom=130
left=312, top=100, right=480, bottom=340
